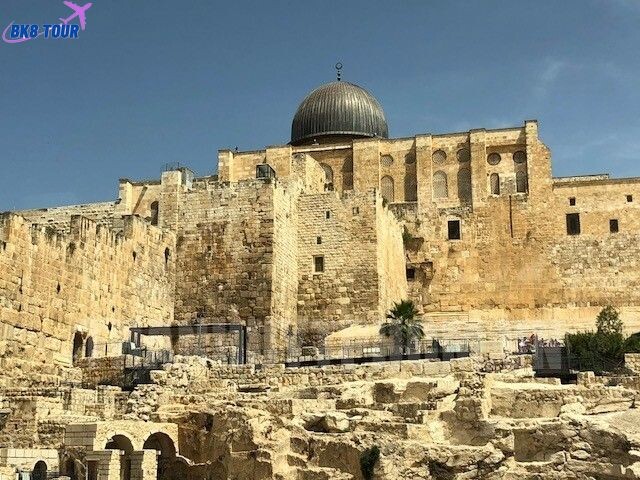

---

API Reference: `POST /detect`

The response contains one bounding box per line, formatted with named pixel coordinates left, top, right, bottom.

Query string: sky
left=1, top=0, right=639, bottom=210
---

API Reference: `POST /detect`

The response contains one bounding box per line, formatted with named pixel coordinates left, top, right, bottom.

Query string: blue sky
left=1, top=0, right=639, bottom=210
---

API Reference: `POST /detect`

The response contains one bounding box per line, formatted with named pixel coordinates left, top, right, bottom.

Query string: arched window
left=490, top=173, right=500, bottom=195
left=381, top=176, right=395, bottom=203
left=516, top=170, right=528, bottom=193
left=342, top=157, right=353, bottom=190
left=150, top=201, right=159, bottom=226
left=32, top=461, right=47, bottom=480
left=72, top=332, right=83, bottom=365
left=433, top=171, right=448, bottom=198
left=457, top=168, right=472, bottom=202
left=85, top=336, right=94, bottom=358
left=404, top=173, right=417, bottom=201
left=320, top=163, right=334, bottom=190
left=514, top=153, right=528, bottom=194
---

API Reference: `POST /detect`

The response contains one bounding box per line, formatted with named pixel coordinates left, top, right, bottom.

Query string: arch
left=490, top=173, right=500, bottom=195
left=143, top=433, right=177, bottom=480
left=32, top=461, right=47, bottom=480
left=106, top=435, right=134, bottom=480
left=341, top=156, right=353, bottom=190
left=516, top=170, right=528, bottom=193
left=320, top=163, right=334, bottom=190
left=457, top=168, right=472, bottom=202
left=150, top=201, right=159, bottom=226
left=380, top=155, right=393, bottom=167
left=72, top=331, right=83, bottom=365
left=380, top=176, right=395, bottom=203
left=85, top=336, right=94, bottom=358
left=433, top=171, right=448, bottom=199
left=404, top=173, right=417, bottom=201
left=432, top=150, right=447, bottom=164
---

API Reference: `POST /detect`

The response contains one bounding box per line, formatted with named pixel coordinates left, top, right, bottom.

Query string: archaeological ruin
left=2, top=77, right=640, bottom=479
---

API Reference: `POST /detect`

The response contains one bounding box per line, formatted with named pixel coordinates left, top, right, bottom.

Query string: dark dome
left=291, top=81, right=388, bottom=145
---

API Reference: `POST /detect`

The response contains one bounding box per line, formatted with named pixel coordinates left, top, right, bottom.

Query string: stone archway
left=105, top=434, right=134, bottom=480
left=143, top=432, right=177, bottom=480
left=32, top=461, right=47, bottom=480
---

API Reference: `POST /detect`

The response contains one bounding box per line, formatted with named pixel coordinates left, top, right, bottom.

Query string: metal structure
left=129, top=323, right=248, bottom=364
left=290, top=81, right=389, bottom=145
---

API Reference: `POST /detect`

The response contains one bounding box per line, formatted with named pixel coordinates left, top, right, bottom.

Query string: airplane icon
left=59, top=1, right=92, bottom=31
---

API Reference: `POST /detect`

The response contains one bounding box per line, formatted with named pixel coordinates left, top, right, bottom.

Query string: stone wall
left=0, top=214, right=175, bottom=386
left=14, top=202, right=117, bottom=233
left=170, top=178, right=281, bottom=354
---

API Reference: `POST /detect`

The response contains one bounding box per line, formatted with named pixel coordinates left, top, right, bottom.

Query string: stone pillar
left=352, top=138, right=380, bottom=193
left=159, top=170, right=183, bottom=230
left=469, top=129, right=487, bottom=206
left=415, top=134, right=433, bottom=213
left=86, top=450, right=120, bottom=480
left=217, top=149, right=234, bottom=182
left=130, top=450, right=158, bottom=480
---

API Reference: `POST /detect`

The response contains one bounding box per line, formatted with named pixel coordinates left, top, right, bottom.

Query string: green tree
left=380, top=300, right=424, bottom=354
left=596, top=306, right=623, bottom=335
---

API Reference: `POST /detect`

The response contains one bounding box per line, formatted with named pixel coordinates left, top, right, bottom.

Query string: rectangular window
left=352, top=207, right=360, bottom=215
left=627, top=195, right=633, bottom=203
left=406, top=268, right=416, bottom=281
left=569, top=197, right=576, bottom=206
left=566, top=213, right=581, bottom=235
left=610, top=219, right=619, bottom=233
left=313, top=256, right=324, bottom=273
left=447, top=220, right=461, bottom=240
left=316, top=236, right=322, bottom=244
left=325, top=211, right=331, bottom=219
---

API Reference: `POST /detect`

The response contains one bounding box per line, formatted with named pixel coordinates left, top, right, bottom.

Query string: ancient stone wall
left=14, top=202, right=117, bottom=233
left=0, top=214, right=175, bottom=387
left=296, top=190, right=381, bottom=344
left=170, top=179, right=280, bottom=354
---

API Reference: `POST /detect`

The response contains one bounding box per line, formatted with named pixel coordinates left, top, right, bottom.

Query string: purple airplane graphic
left=59, top=1, right=92, bottom=30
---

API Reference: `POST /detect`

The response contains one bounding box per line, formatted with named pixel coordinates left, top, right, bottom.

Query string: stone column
left=86, top=450, right=120, bottom=480
left=130, top=450, right=158, bottom=480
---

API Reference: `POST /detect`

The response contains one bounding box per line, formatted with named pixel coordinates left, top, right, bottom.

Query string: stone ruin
left=2, top=353, right=640, bottom=479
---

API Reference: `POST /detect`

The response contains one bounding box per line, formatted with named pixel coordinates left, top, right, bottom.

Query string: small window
left=569, top=197, right=576, bottom=206
left=316, top=236, right=322, bottom=245
left=448, top=220, right=461, bottom=240
left=490, top=173, right=500, bottom=195
left=610, top=219, right=619, bottom=233
left=487, top=153, right=501, bottom=165
left=627, top=195, right=633, bottom=203
left=325, top=211, right=331, bottom=219
left=150, top=201, right=159, bottom=226
left=406, top=268, right=416, bottom=281
left=313, top=256, right=324, bottom=273
left=566, top=213, right=581, bottom=235
left=352, top=207, right=360, bottom=215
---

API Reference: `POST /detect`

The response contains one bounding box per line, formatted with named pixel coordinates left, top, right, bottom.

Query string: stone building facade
left=2, top=78, right=640, bottom=375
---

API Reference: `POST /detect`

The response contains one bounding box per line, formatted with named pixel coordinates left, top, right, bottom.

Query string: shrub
left=360, top=446, right=380, bottom=480
left=596, top=306, right=623, bottom=335
left=565, top=330, right=625, bottom=374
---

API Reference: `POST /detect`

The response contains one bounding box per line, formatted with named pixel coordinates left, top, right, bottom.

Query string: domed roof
left=291, top=81, right=389, bottom=145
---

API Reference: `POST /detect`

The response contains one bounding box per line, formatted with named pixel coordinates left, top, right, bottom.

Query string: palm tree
left=380, top=300, right=424, bottom=355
